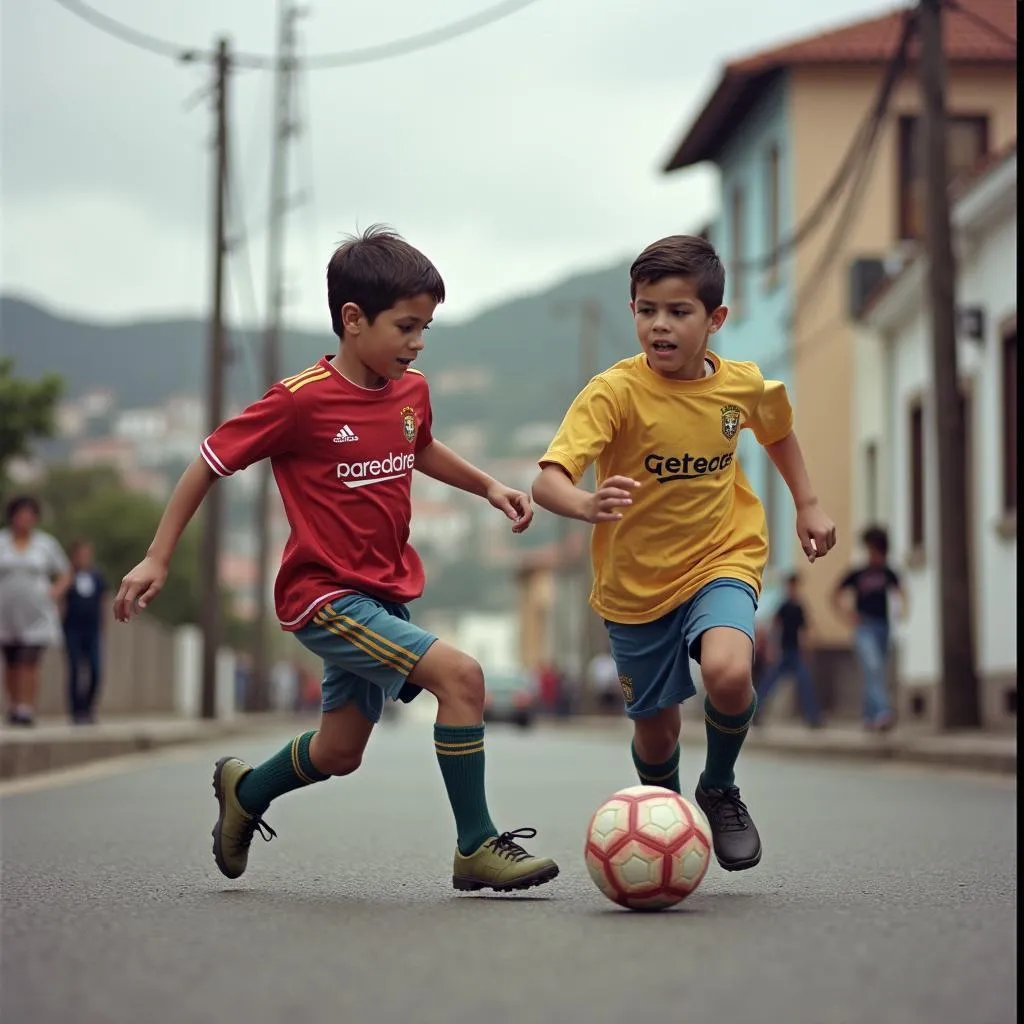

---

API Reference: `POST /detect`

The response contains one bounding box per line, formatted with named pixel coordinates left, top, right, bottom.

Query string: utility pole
left=200, top=38, right=231, bottom=721
left=574, top=299, right=605, bottom=681
left=251, top=2, right=304, bottom=711
left=918, top=0, right=979, bottom=728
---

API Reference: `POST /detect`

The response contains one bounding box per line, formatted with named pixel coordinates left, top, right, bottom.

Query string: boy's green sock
left=236, top=731, right=329, bottom=816
left=434, top=723, right=498, bottom=856
left=631, top=740, right=681, bottom=794
left=701, top=693, right=757, bottom=790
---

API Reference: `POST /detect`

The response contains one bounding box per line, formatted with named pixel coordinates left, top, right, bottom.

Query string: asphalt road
left=0, top=716, right=1016, bottom=1024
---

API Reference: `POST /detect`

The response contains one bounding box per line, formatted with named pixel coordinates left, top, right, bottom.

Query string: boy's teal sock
left=434, top=723, right=498, bottom=855
left=236, top=731, right=329, bottom=816
left=631, top=740, right=681, bottom=794
left=701, top=693, right=757, bottom=790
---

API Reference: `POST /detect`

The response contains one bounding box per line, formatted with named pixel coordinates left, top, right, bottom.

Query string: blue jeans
left=756, top=649, right=822, bottom=725
left=65, top=626, right=101, bottom=719
left=854, top=618, right=891, bottom=723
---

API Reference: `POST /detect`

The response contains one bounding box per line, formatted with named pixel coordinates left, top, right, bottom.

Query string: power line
left=731, top=8, right=916, bottom=274
left=782, top=9, right=915, bottom=332
left=51, top=0, right=543, bottom=70
left=943, top=0, right=1017, bottom=49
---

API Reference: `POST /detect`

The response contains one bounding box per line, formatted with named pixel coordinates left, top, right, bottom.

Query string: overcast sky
left=2, top=0, right=882, bottom=331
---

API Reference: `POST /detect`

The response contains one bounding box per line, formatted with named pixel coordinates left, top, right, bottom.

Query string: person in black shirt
left=833, top=525, right=905, bottom=732
left=63, top=540, right=107, bottom=724
left=755, top=573, right=822, bottom=727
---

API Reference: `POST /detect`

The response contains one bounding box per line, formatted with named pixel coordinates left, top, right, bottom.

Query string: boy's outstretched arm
left=415, top=439, right=533, bottom=533
left=764, top=430, right=837, bottom=562
left=113, top=457, right=218, bottom=621
left=532, top=464, right=639, bottom=524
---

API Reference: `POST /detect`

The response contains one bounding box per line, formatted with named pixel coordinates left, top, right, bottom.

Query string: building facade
left=659, top=0, right=1017, bottom=655
left=861, top=147, right=1016, bottom=731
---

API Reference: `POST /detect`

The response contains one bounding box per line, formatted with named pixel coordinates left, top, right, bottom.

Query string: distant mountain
left=0, top=258, right=640, bottom=451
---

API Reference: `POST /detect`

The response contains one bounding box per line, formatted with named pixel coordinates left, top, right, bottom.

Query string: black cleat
left=695, top=780, right=762, bottom=872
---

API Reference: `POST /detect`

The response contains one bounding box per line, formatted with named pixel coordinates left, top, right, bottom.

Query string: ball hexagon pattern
left=584, top=785, right=713, bottom=911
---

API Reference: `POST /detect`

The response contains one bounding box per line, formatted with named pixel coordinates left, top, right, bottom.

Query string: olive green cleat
left=211, top=756, right=277, bottom=880
left=452, top=827, right=559, bottom=893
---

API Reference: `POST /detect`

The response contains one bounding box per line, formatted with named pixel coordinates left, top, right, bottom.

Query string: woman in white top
left=0, top=495, right=72, bottom=725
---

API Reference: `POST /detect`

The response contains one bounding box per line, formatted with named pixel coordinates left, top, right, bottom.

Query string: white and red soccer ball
left=585, top=785, right=713, bottom=910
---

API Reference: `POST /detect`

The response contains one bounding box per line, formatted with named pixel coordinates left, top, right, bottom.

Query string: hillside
left=0, top=257, right=640, bottom=451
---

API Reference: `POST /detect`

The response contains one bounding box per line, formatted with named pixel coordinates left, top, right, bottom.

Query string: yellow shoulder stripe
left=287, top=370, right=331, bottom=393
left=406, top=368, right=425, bottom=377
left=282, top=365, right=323, bottom=388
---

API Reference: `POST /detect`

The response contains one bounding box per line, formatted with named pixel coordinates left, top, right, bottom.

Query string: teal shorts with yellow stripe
left=295, top=593, right=437, bottom=724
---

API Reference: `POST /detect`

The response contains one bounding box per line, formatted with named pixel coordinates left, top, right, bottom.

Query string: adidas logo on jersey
left=332, top=425, right=359, bottom=444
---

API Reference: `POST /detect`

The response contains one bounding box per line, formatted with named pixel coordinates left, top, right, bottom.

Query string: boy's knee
left=445, top=654, right=485, bottom=712
left=311, top=745, right=363, bottom=777
left=700, top=654, right=753, bottom=704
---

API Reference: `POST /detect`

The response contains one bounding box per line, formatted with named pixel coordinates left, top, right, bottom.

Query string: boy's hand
left=796, top=501, right=837, bottom=563
left=487, top=483, right=534, bottom=534
left=584, top=475, right=640, bottom=524
left=113, top=556, right=169, bottom=622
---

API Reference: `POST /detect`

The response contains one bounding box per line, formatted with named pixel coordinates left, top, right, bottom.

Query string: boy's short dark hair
left=629, top=234, right=726, bottom=312
left=786, top=572, right=801, bottom=587
left=326, top=224, right=445, bottom=338
left=861, top=524, right=890, bottom=556
left=5, top=494, right=41, bottom=524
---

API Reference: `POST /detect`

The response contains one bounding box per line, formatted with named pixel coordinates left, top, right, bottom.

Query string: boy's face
left=630, top=276, right=727, bottom=379
left=340, top=293, right=438, bottom=381
left=866, top=544, right=886, bottom=566
left=73, top=543, right=93, bottom=568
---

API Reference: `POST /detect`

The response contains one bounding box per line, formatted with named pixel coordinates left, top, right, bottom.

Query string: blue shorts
left=604, top=578, right=758, bottom=720
left=294, top=593, right=437, bottom=724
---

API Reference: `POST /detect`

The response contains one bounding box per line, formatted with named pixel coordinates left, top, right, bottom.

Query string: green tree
left=0, top=358, right=64, bottom=487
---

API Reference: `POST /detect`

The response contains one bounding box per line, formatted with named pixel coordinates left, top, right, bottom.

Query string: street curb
left=0, top=715, right=290, bottom=781
left=538, top=717, right=1017, bottom=776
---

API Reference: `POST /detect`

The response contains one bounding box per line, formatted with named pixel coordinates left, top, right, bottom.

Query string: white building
left=856, top=146, right=1017, bottom=732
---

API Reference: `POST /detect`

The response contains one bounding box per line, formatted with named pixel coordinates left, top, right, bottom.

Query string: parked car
left=483, top=669, right=537, bottom=729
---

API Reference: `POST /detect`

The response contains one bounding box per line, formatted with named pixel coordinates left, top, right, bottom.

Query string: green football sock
left=631, top=740, right=681, bottom=794
left=434, top=723, right=498, bottom=856
left=235, top=731, right=329, bottom=816
left=701, top=693, right=757, bottom=790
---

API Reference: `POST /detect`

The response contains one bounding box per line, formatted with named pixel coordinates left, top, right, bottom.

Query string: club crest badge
left=401, top=406, right=417, bottom=445
left=721, top=404, right=742, bottom=440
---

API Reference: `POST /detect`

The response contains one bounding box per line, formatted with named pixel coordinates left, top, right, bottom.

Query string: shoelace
left=704, top=788, right=750, bottom=832
left=239, top=816, right=278, bottom=848
left=487, top=827, right=538, bottom=862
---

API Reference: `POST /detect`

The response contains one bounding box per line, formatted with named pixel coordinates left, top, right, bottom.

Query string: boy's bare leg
left=631, top=705, right=682, bottom=793
left=408, top=641, right=560, bottom=892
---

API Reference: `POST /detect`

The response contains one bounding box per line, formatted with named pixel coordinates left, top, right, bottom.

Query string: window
left=898, top=115, right=988, bottom=240
left=764, top=144, right=781, bottom=290
left=1002, top=323, right=1017, bottom=515
left=909, top=400, right=925, bottom=550
left=730, top=185, right=746, bottom=314
left=864, top=441, right=879, bottom=523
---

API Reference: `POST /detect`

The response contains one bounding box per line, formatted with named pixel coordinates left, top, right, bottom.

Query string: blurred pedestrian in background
left=0, top=495, right=72, bottom=726
left=63, top=539, right=107, bottom=724
left=833, top=525, right=905, bottom=732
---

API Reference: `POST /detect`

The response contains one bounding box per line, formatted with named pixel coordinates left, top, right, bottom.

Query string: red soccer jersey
left=201, top=356, right=434, bottom=630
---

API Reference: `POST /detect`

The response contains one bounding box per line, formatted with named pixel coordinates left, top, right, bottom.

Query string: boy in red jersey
left=113, top=226, right=558, bottom=893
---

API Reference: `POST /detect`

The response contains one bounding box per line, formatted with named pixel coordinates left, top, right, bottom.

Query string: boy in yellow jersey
left=532, top=235, right=836, bottom=871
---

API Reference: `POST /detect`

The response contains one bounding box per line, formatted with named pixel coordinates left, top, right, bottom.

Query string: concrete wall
left=18, top=619, right=238, bottom=721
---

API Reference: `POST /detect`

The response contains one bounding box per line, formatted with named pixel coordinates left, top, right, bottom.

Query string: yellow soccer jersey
left=539, top=351, right=794, bottom=624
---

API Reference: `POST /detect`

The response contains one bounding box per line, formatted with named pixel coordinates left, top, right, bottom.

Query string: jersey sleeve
left=885, top=567, right=902, bottom=589
left=201, top=385, right=296, bottom=477
left=746, top=376, right=795, bottom=447
left=538, top=378, right=621, bottom=485
left=416, top=382, right=434, bottom=452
